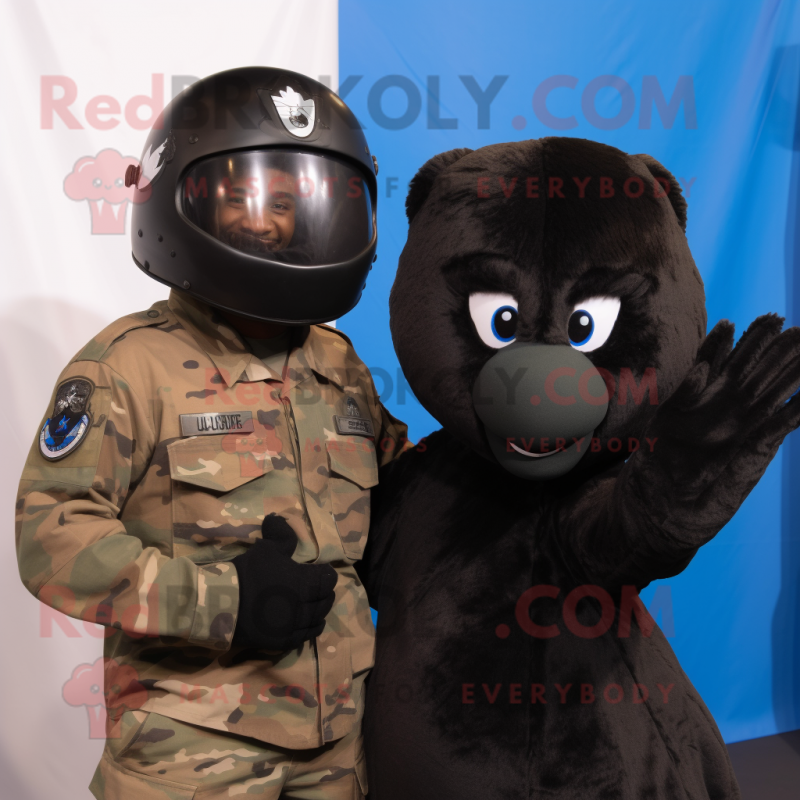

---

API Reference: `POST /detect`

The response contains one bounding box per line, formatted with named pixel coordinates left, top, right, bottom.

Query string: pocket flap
left=326, top=438, right=378, bottom=488
left=168, top=434, right=273, bottom=492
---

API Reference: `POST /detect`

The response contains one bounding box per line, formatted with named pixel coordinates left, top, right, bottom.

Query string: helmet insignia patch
left=270, top=86, right=316, bottom=138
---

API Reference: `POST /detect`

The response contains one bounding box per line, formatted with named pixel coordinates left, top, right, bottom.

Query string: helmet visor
left=180, top=150, right=373, bottom=266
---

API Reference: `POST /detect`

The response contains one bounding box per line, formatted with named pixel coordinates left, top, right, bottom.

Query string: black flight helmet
left=127, top=67, right=378, bottom=324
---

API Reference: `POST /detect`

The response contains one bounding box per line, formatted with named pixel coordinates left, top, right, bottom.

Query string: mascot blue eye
left=492, top=306, right=518, bottom=342
left=569, top=310, right=594, bottom=345
left=469, top=292, right=519, bottom=348
left=568, top=296, right=621, bottom=352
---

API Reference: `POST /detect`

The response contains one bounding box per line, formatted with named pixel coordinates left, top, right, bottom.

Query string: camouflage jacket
left=16, top=289, right=410, bottom=749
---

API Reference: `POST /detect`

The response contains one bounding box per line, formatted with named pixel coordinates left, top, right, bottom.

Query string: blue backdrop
left=337, top=0, right=800, bottom=743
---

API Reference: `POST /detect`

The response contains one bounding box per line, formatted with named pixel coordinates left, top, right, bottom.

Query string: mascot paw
left=636, top=313, right=800, bottom=536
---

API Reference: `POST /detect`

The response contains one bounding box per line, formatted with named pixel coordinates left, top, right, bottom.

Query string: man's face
left=218, top=169, right=296, bottom=254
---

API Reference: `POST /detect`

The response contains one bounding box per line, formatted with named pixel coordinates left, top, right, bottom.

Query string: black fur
left=361, top=137, right=800, bottom=799
left=634, top=152, right=688, bottom=232
left=406, top=147, right=474, bottom=222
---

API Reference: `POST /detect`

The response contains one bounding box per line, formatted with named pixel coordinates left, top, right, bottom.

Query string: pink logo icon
left=62, top=657, right=147, bottom=738
left=64, top=149, right=140, bottom=234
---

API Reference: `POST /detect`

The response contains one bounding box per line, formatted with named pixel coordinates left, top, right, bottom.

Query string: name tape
left=334, top=415, right=375, bottom=437
left=180, top=411, right=255, bottom=437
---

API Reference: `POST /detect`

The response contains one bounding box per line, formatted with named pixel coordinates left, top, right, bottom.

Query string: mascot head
left=390, top=137, right=706, bottom=479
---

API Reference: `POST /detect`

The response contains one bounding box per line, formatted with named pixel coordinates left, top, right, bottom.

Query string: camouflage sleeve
left=15, top=359, right=239, bottom=651
left=365, top=383, right=412, bottom=468
left=375, top=403, right=413, bottom=467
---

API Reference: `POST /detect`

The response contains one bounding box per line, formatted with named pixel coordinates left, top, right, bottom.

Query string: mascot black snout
left=473, top=342, right=609, bottom=478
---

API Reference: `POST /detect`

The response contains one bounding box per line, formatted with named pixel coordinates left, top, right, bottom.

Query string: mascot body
left=358, top=138, right=800, bottom=799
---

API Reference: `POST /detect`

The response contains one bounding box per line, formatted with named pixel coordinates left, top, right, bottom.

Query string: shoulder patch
left=23, top=369, right=112, bottom=484
left=39, top=378, right=94, bottom=460
left=73, top=302, right=170, bottom=363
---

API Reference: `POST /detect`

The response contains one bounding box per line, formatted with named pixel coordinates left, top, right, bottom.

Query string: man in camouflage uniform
left=16, top=67, right=409, bottom=799
left=17, top=288, right=408, bottom=798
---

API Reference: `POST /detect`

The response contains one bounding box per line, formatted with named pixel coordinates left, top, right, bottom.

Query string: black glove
left=633, top=314, right=800, bottom=545
left=560, top=314, right=800, bottom=588
left=231, top=514, right=338, bottom=651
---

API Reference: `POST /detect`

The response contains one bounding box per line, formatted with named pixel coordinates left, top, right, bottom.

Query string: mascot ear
left=633, top=153, right=688, bottom=232
left=406, top=147, right=474, bottom=223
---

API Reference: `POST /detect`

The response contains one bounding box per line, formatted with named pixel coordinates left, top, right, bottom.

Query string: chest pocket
left=326, top=438, right=378, bottom=561
left=167, top=434, right=272, bottom=563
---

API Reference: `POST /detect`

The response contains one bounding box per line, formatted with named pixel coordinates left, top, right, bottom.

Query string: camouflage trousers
left=89, top=709, right=367, bottom=799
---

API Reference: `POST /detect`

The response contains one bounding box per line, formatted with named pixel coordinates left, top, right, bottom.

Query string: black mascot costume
left=358, top=137, right=800, bottom=799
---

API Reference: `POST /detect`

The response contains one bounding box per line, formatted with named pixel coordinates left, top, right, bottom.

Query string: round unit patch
left=39, top=378, right=94, bottom=460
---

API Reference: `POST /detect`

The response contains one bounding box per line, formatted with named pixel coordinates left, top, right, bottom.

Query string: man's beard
left=223, top=230, right=284, bottom=255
